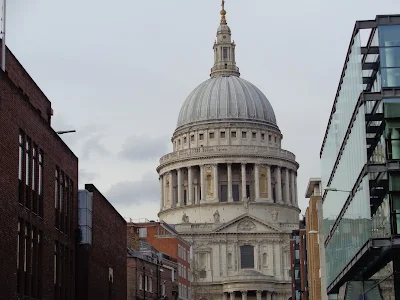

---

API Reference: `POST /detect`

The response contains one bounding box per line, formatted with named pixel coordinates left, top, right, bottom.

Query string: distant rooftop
left=305, top=177, right=322, bottom=198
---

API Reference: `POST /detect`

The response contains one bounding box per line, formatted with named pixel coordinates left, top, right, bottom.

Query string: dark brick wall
left=0, top=43, right=52, bottom=123
left=75, top=184, right=127, bottom=300
left=127, top=256, right=175, bottom=300
left=0, top=54, right=78, bottom=300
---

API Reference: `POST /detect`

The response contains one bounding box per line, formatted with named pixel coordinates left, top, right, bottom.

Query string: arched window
left=240, top=245, right=254, bottom=269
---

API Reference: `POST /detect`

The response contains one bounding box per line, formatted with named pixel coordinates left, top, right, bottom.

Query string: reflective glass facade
left=380, top=25, right=400, bottom=88
left=320, top=15, right=400, bottom=298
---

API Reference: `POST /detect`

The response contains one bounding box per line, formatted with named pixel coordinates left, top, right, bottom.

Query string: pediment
left=212, top=214, right=282, bottom=234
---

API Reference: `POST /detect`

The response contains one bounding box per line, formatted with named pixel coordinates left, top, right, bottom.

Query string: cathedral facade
left=157, top=3, right=299, bottom=300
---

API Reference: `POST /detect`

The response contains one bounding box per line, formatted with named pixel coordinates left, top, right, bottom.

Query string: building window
left=184, top=137, right=187, bottom=143
left=274, top=136, right=277, bottom=143
left=269, top=135, right=272, bottom=142
left=199, top=133, right=204, bottom=140
left=295, top=249, right=300, bottom=260
left=223, top=47, right=228, bottom=59
left=220, top=131, right=226, bottom=138
left=162, top=281, right=166, bottom=296
left=240, top=245, right=254, bottom=269
left=232, top=185, right=240, bottom=202
left=261, top=133, right=265, bottom=140
left=231, top=131, right=236, bottom=138
left=191, top=135, right=194, bottom=142
left=220, top=185, right=228, bottom=202
left=139, top=274, right=143, bottom=290
left=242, top=131, right=247, bottom=139
left=252, top=132, right=257, bottom=139
left=178, top=139, right=181, bottom=146
left=209, top=132, right=215, bottom=139
left=138, top=228, right=147, bottom=238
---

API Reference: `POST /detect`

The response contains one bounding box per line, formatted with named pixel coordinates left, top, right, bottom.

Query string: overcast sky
left=6, top=0, right=400, bottom=220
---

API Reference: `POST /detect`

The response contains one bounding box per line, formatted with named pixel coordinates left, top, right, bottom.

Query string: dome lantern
left=211, top=0, right=240, bottom=77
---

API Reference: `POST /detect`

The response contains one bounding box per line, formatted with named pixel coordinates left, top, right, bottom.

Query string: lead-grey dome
left=176, top=75, right=278, bottom=129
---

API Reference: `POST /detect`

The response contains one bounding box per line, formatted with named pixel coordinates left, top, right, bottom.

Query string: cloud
left=79, top=169, right=97, bottom=184
left=106, top=172, right=160, bottom=206
left=119, top=135, right=169, bottom=161
left=80, top=134, right=112, bottom=160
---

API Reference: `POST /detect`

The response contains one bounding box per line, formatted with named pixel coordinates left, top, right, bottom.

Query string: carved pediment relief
left=212, top=214, right=282, bottom=234
left=237, top=220, right=256, bottom=231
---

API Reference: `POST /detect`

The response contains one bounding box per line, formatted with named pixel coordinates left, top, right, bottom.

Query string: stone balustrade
left=159, top=145, right=296, bottom=165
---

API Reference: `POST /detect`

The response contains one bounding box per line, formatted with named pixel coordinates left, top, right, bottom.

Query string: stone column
left=241, top=291, right=247, bottom=300
left=194, top=185, right=198, bottom=204
left=188, top=166, right=193, bottom=205
left=294, top=174, right=298, bottom=206
left=267, top=165, right=272, bottom=201
left=254, top=164, right=260, bottom=200
left=163, top=174, right=167, bottom=208
left=159, top=175, right=164, bottom=210
left=227, top=163, right=233, bottom=202
left=269, top=292, right=274, bottom=300
left=276, top=167, right=283, bottom=203
left=200, top=165, right=205, bottom=202
left=285, top=168, right=290, bottom=205
left=214, top=164, right=219, bottom=202
left=291, top=170, right=296, bottom=206
left=241, top=163, right=247, bottom=200
left=256, top=291, right=262, bottom=300
left=230, top=292, right=235, bottom=300
left=169, top=172, right=174, bottom=207
left=222, top=293, right=228, bottom=300
left=177, top=169, right=183, bottom=207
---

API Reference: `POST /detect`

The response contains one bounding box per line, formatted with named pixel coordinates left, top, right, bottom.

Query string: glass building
left=320, top=15, right=400, bottom=300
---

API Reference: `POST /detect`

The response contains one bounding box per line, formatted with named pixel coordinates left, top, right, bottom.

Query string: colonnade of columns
left=222, top=290, right=284, bottom=300
left=159, top=163, right=298, bottom=210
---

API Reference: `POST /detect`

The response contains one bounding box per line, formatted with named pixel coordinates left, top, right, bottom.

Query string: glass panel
left=381, top=68, right=400, bottom=88
left=379, top=25, right=400, bottom=47
left=380, top=47, right=400, bottom=67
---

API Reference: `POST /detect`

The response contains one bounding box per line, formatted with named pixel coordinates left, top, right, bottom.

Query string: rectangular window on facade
left=209, top=132, right=215, bottom=139
left=242, top=131, right=247, bottom=139
left=232, top=185, right=240, bottom=202
left=261, top=133, right=265, bottom=140
left=221, top=185, right=228, bottom=202
left=295, top=249, right=300, bottom=260
left=223, top=47, right=228, bottom=59
left=240, top=245, right=255, bottom=269
left=184, top=137, right=187, bottom=143
left=199, top=133, right=204, bottom=140
left=231, top=131, right=236, bottom=138
left=191, top=135, right=194, bottom=142
left=139, top=274, right=143, bottom=290
left=139, top=228, right=147, bottom=238
left=252, top=132, right=257, bottom=139
left=268, top=135, right=272, bottom=141
left=220, top=131, right=226, bottom=138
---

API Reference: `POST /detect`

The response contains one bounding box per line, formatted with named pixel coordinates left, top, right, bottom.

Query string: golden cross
left=222, top=0, right=225, bottom=11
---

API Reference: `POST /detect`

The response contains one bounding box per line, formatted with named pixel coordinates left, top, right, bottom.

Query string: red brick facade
left=0, top=46, right=78, bottom=300
left=127, top=222, right=191, bottom=298
left=75, top=184, right=127, bottom=300
left=127, top=255, right=176, bottom=300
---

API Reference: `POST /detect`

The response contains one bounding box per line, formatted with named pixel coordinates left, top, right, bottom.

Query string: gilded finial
left=220, top=0, right=227, bottom=25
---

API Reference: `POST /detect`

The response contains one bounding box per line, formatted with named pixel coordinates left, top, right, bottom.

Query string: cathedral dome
left=176, top=75, right=278, bottom=129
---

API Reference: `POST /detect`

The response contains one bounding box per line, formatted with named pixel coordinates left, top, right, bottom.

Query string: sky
left=6, top=0, right=400, bottom=221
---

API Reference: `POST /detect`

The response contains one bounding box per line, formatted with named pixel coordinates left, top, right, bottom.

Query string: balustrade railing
left=159, top=145, right=296, bottom=164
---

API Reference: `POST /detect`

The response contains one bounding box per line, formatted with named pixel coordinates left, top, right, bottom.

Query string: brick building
left=127, top=244, right=178, bottom=300
left=76, top=184, right=127, bottom=300
left=0, top=45, right=78, bottom=299
left=305, top=178, right=327, bottom=300
left=127, top=221, right=191, bottom=299
left=290, top=219, right=308, bottom=300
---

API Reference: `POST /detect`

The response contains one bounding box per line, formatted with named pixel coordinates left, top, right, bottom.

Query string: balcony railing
left=159, top=145, right=296, bottom=164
